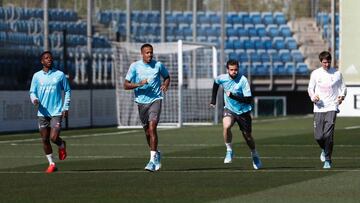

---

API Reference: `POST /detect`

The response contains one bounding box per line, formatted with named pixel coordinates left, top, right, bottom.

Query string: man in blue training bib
left=124, top=43, right=170, bottom=172
left=210, top=59, right=262, bottom=170
left=29, top=51, right=71, bottom=173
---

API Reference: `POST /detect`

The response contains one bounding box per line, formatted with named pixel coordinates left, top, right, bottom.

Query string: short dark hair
left=226, top=59, right=239, bottom=69
left=319, top=51, right=331, bottom=62
left=141, top=43, right=153, bottom=51
left=40, top=51, right=52, bottom=60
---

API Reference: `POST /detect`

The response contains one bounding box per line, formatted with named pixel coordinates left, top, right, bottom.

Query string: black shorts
left=223, top=108, right=252, bottom=133
left=137, top=100, right=162, bottom=127
left=38, top=116, right=62, bottom=129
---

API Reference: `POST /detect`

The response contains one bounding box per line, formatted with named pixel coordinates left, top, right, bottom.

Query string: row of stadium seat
left=237, top=62, right=308, bottom=76
left=0, top=6, right=78, bottom=21
left=226, top=49, right=304, bottom=63
left=98, top=10, right=287, bottom=26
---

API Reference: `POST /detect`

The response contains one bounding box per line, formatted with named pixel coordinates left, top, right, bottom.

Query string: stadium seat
left=296, top=62, right=309, bottom=75
left=291, top=50, right=304, bottom=63
left=274, top=12, right=286, bottom=25
left=273, top=37, right=286, bottom=50
left=262, top=12, right=274, bottom=25
left=268, top=49, right=281, bottom=63
left=250, top=12, right=262, bottom=24
left=241, top=37, right=255, bottom=50
left=233, top=39, right=243, bottom=49
left=285, top=37, right=297, bottom=50
left=255, top=24, right=267, bottom=37
left=273, top=62, right=286, bottom=75
left=240, top=12, right=251, bottom=24
left=262, top=36, right=273, bottom=49
left=267, top=24, right=279, bottom=37
left=245, top=24, right=257, bottom=37
left=279, top=49, right=292, bottom=63
left=279, top=25, right=292, bottom=37
left=285, top=62, right=296, bottom=75
left=236, top=50, right=249, bottom=62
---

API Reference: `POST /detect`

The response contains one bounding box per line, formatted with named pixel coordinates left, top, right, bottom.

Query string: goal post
left=112, top=40, right=218, bottom=128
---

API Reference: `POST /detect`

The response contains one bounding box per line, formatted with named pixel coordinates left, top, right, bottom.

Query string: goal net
left=112, top=40, right=218, bottom=128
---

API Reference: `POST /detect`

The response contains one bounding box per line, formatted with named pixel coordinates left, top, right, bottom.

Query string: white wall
left=0, top=89, right=117, bottom=132
left=338, top=86, right=360, bottom=117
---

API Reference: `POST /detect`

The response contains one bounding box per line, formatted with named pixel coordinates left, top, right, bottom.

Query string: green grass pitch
left=0, top=116, right=359, bottom=202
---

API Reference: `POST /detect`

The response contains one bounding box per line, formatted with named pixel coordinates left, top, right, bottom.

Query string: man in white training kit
left=308, top=51, right=347, bottom=169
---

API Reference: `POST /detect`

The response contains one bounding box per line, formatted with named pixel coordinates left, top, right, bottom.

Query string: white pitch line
left=345, top=125, right=360, bottom=130
left=0, top=169, right=360, bottom=174
left=0, top=155, right=359, bottom=160
left=0, top=130, right=141, bottom=144
left=5, top=143, right=360, bottom=148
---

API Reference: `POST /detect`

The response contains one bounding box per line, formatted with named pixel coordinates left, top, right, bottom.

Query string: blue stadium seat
left=273, top=62, right=286, bottom=75
left=255, top=24, right=267, bottom=37
left=262, top=36, right=272, bottom=49
left=262, top=12, right=274, bottom=25
left=279, top=49, right=292, bottom=63
left=233, top=40, right=243, bottom=49
left=274, top=12, right=286, bottom=25
left=253, top=36, right=264, bottom=49
left=226, top=27, right=238, bottom=37
left=285, top=62, right=296, bottom=75
left=285, top=37, right=297, bottom=50
left=258, top=49, right=271, bottom=62
left=239, top=62, right=250, bottom=76
left=250, top=12, right=262, bottom=24
left=198, top=13, right=211, bottom=24
left=291, top=50, right=304, bottom=63
left=279, top=25, right=292, bottom=37
left=296, top=62, right=309, bottom=75
left=245, top=24, right=257, bottom=37
left=273, top=37, right=285, bottom=50
left=268, top=49, right=281, bottom=63
left=247, top=49, right=260, bottom=62
left=241, top=37, right=255, bottom=50
left=235, top=25, right=248, bottom=37
left=210, top=14, right=221, bottom=24
left=236, top=50, right=249, bottom=62
left=228, top=51, right=238, bottom=60
left=225, top=40, right=234, bottom=50
left=266, top=24, right=279, bottom=37
left=240, top=12, right=251, bottom=24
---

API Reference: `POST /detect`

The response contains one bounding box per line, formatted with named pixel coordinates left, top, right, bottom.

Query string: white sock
left=150, top=151, right=156, bottom=162
left=59, top=141, right=65, bottom=149
left=225, top=143, right=232, bottom=151
left=46, top=154, right=55, bottom=165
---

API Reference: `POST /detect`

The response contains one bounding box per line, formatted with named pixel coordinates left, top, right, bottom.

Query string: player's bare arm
left=124, top=79, right=148, bottom=90
left=160, top=76, right=170, bottom=92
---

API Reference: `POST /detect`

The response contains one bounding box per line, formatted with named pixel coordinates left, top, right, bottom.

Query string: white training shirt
left=308, top=67, right=347, bottom=112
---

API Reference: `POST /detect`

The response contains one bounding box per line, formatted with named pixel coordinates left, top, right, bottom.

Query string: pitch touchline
left=1, top=169, right=360, bottom=174
left=5, top=143, right=360, bottom=148
left=0, top=155, right=359, bottom=160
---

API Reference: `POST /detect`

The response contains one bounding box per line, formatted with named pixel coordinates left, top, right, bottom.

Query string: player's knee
left=41, top=136, right=50, bottom=144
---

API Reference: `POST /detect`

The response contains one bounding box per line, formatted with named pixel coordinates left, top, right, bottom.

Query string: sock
left=251, top=149, right=258, bottom=157
left=225, top=143, right=232, bottom=151
left=150, top=151, right=156, bottom=162
left=46, top=154, right=55, bottom=165
left=59, top=141, right=65, bottom=149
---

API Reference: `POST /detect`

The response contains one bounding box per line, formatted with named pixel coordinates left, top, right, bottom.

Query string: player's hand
left=33, top=99, right=39, bottom=106
left=210, top=103, right=216, bottom=108
left=313, top=95, right=320, bottom=103
left=160, top=84, right=168, bottom=92
left=62, top=110, right=69, bottom=118
left=337, top=96, right=345, bottom=104
left=139, top=79, right=148, bottom=87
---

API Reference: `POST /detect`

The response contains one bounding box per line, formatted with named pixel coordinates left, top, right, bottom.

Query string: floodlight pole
left=43, top=0, right=49, bottom=51
left=331, top=0, right=336, bottom=67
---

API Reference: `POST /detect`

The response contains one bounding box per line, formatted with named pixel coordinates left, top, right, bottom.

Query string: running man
left=210, top=59, right=262, bottom=169
left=29, top=51, right=71, bottom=173
left=308, top=51, right=346, bottom=169
left=124, top=43, right=170, bottom=172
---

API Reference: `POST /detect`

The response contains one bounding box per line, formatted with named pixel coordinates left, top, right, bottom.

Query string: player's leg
left=322, top=111, right=336, bottom=169
left=223, top=109, right=235, bottom=163
left=38, top=117, right=56, bottom=173
left=237, top=111, right=262, bottom=169
left=147, top=100, right=162, bottom=171
left=49, top=116, right=66, bottom=160
left=314, top=112, right=326, bottom=163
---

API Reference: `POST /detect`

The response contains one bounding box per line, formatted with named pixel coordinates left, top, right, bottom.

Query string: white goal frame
left=112, top=40, right=218, bottom=128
